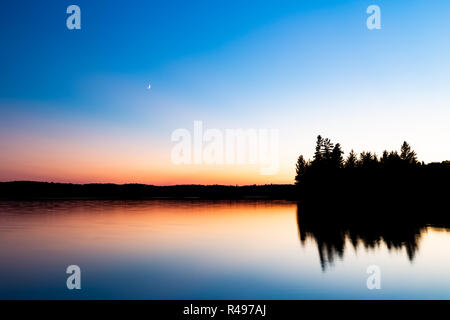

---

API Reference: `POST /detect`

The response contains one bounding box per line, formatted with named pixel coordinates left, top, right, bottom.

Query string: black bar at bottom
left=1, top=300, right=449, bottom=319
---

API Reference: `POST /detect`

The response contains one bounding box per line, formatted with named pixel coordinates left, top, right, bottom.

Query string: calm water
left=1, top=200, right=450, bottom=299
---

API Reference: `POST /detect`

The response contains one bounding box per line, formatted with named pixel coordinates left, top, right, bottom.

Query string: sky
left=1, top=0, right=450, bottom=185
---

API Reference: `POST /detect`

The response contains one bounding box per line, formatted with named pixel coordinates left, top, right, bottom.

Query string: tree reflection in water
left=296, top=200, right=449, bottom=271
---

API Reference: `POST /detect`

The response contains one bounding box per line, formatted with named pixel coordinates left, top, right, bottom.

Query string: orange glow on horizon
left=0, top=133, right=294, bottom=185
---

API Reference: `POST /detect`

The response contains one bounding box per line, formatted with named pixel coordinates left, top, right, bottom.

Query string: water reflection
left=1, top=200, right=450, bottom=298
left=296, top=200, right=450, bottom=271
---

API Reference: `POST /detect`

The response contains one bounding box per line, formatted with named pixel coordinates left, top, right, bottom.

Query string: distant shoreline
left=0, top=181, right=297, bottom=200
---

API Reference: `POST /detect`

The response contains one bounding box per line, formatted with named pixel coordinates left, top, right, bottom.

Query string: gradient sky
left=1, top=0, right=450, bottom=185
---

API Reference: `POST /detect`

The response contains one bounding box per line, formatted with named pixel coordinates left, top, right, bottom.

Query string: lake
left=0, top=200, right=450, bottom=299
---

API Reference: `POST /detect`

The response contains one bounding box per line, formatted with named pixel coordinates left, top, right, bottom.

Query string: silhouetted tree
left=380, top=150, right=389, bottom=167
left=312, top=135, right=340, bottom=168
left=295, top=155, right=308, bottom=184
left=313, top=135, right=324, bottom=164
left=387, top=151, right=402, bottom=167
left=322, top=138, right=334, bottom=163
left=358, top=152, right=379, bottom=168
left=344, top=150, right=357, bottom=168
left=331, top=143, right=344, bottom=168
left=400, top=141, right=418, bottom=166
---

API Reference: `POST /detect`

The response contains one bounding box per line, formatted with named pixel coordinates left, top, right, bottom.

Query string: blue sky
left=1, top=0, right=450, bottom=183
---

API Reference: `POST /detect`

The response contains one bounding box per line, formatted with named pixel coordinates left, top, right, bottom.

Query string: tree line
left=295, top=135, right=449, bottom=184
